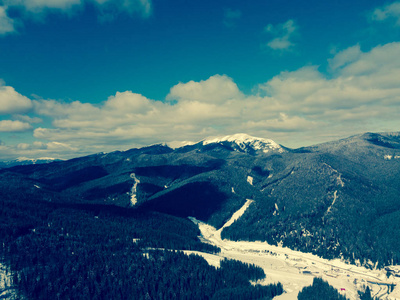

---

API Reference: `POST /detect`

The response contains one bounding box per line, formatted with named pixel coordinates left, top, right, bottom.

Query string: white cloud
left=0, top=120, right=32, bottom=132
left=2, top=42, right=400, bottom=159
left=223, top=8, right=241, bottom=28
left=10, top=0, right=82, bottom=11
left=0, top=6, right=15, bottom=35
left=372, top=1, right=400, bottom=25
left=328, top=44, right=362, bottom=71
left=104, top=91, right=153, bottom=113
left=245, top=113, right=316, bottom=133
left=10, top=140, right=76, bottom=160
left=1, top=0, right=152, bottom=29
left=0, top=85, right=33, bottom=114
left=258, top=42, right=400, bottom=125
left=94, top=0, right=152, bottom=21
left=167, top=75, right=243, bottom=103
left=13, top=114, right=43, bottom=124
left=264, top=19, right=298, bottom=50
left=337, top=42, right=400, bottom=77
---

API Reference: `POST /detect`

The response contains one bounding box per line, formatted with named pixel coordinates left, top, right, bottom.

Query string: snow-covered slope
left=190, top=201, right=400, bottom=300
left=202, top=133, right=285, bottom=153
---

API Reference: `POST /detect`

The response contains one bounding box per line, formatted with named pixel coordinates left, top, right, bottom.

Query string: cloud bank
left=1, top=41, right=400, bottom=159
left=0, top=6, right=15, bottom=35
left=372, top=1, right=400, bottom=25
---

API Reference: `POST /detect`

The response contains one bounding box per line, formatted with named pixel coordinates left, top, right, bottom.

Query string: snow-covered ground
left=189, top=200, right=400, bottom=300
left=0, top=262, right=17, bottom=299
left=129, top=173, right=140, bottom=206
left=202, top=133, right=284, bottom=153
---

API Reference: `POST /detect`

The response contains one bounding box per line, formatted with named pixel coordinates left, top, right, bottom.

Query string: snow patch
left=16, top=156, right=58, bottom=162
left=273, top=203, right=279, bottom=216
left=0, top=263, right=11, bottom=290
left=324, top=191, right=338, bottom=218
left=385, top=154, right=400, bottom=160
left=0, top=262, right=16, bottom=299
left=130, top=173, right=140, bottom=206
left=202, top=133, right=284, bottom=153
left=247, top=176, right=253, bottom=185
left=337, top=174, right=345, bottom=187
left=166, top=140, right=196, bottom=149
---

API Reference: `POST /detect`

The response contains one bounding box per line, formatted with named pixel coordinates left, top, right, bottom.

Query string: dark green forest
left=221, top=195, right=400, bottom=269
left=297, top=277, right=349, bottom=300
left=0, top=178, right=283, bottom=299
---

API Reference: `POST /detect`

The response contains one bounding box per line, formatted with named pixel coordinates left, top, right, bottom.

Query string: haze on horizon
left=0, top=0, right=399, bottom=160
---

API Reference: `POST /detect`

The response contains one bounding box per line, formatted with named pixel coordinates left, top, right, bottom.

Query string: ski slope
left=189, top=200, right=400, bottom=300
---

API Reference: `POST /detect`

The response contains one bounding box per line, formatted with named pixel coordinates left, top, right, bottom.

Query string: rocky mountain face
left=1, top=132, right=400, bottom=267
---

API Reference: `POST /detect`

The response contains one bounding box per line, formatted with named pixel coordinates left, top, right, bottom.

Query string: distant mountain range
left=0, top=157, right=62, bottom=169
left=1, top=132, right=400, bottom=267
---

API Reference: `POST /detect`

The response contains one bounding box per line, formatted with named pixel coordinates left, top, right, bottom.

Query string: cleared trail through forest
left=188, top=199, right=400, bottom=300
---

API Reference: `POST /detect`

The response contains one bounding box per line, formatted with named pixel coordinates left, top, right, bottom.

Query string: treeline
left=297, top=277, right=349, bottom=300
left=221, top=198, right=400, bottom=268
left=358, top=286, right=378, bottom=300
left=7, top=247, right=283, bottom=300
left=0, top=177, right=283, bottom=299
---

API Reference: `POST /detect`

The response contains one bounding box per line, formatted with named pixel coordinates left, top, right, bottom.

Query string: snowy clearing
left=189, top=201, right=400, bottom=300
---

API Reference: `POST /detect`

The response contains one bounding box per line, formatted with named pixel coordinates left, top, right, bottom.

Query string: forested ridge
left=2, top=132, right=400, bottom=270
left=0, top=178, right=283, bottom=299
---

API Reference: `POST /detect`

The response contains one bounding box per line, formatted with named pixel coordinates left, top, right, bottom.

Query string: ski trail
left=325, top=190, right=338, bottom=216
left=219, top=199, right=253, bottom=231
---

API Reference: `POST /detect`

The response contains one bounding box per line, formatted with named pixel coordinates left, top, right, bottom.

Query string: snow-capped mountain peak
left=202, top=133, right=284, bottom=153
left=16, top=157, right=58, bottom=163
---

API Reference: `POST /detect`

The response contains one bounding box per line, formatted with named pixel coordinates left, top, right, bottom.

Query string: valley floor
left=187, top=200, right=400, bottom=300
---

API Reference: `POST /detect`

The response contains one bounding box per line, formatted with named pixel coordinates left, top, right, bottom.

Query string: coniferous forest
left=297, top=277, right=349, bottom=300
left=0, top=178, right=283, bottom=299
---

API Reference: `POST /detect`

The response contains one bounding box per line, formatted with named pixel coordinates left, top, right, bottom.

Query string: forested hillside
left=0, top=176, right=283, bottom=299
left=1, top=131, right=400, bottom=300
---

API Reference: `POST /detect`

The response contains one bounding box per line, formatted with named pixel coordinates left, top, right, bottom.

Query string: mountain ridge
left=1, top=131, right=400, bottom=268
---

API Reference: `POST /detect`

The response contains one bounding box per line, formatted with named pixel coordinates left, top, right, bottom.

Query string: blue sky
left=1, top=0, right=400, bottom=159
